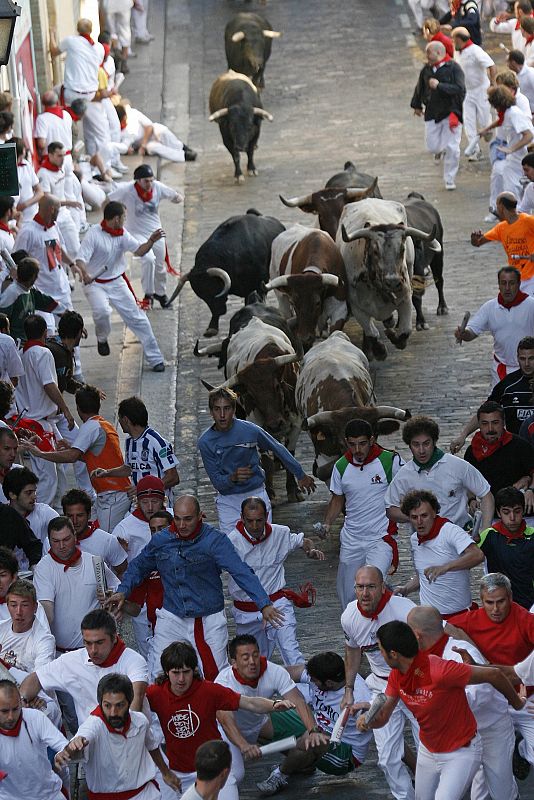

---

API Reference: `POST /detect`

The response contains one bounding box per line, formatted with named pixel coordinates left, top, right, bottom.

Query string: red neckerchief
left=357, top=588, right=393, bottom=620
left=492, top=519, right=527, bottom=541
left=344, top=443, right=383, bottom=470
left=132, top=507, right=149, bottom=521
left=498, top=290, right=528, bottom=308
left=77, top=520, right=100, bottom=541
left=497, top=109, right=506, bottom=125
left=96, top=636, right=126, bottom=667
left=463, top=39, right=474, bottom=48
left=134, top=181, right=153, bottom=203
left=40, top=156, right=61, bottom=173
left=0, top=714, right=22, bottom=737
left=79, top=32, right=95, bottom=46
left=433, top=55, right=452, bottom=68
left=424, top=633, right=449, bottom=657
left=232, top=656, right=268, bottom=687
left=470, top=430, right=513, bottom=461
left=23, top=339, right=45, bottom=352
left=102, top=43, right=111, bottom=59
left=0, top=596, right=5, bottom=604
left=169, top=519, right=203, bottom=541
left=235, top=519, right=273, bottom=545
left=0, top=221, right=13, bottom=235
left=417, top=515, right=449, bottom=546
left=64, top=106, right=81, bottom=122
left=44, top=106, right=65, bottom=119
left=49, top=547, right=82, bottom=570
left=526, top=34, right=534, bottom=44
left=120, top=117, right=127, bottom=130
left=90, top=704, right=131, bottom=738
left=33, top=213, right=53, bottom=230
left=451, top=0, right=461, bottom=12
left=101, top=220, right=123, bottom=237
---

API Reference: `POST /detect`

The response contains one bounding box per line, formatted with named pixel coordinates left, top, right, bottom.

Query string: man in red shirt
left=446, top=571, right=534, bottom=778
left=357, top=620, right=523, bottom=800
left=146, top=641, right=295, bottom=800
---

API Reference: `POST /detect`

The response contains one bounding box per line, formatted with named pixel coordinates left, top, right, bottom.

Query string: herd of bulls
left=168, top=13, right=451, bottom=500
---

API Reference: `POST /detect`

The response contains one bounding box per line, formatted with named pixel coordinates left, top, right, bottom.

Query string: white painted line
left=406, top=34, right=416, bottom=47
left=399, top=13, right=411, bottom=28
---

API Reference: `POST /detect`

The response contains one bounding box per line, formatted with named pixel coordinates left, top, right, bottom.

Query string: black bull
left=224, top=12, right=280, bottom=89
left=404, top=192, right=447, bottom=329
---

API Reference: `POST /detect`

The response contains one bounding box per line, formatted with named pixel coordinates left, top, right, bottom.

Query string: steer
left=215, top=317, right=303, bottom=501
left=166, top=209, right=285, bottom=337
left=295, top=332, right=410, bottom=481
left=264, top=224, right=348, bottom=351
left=224, top=12, right=281, bottom=89
left=209, top=71, right=273, bottom=183
left=337, top=198, right=440, bottom=361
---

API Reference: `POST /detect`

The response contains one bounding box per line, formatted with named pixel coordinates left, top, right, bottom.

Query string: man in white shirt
left=117, top=103, right=197, bottom=163
left=519, top=152, right=534, bottom=212
left=341, top=565, right=419, bottom=800
left=37, top=142, right=82, bottom=258
left=75, top=201, right=166, bottom=370
left=49, top=19, right=105, bottom=105
left=61, top=487, right=127, bottom=576
left=452, top=27, right=496, bottom=161
left=508, top=49, right=534, bottom=113
left=0, top=198, right=16, bottom=270
left=454, top=266, right=534, bottom=385
left=180, top=741, right=232, bottom=800
left=14, top=137, right=43, bottom=225
left=105, top=0, right=134, bottom=72
left=109, top=164, right=183, bottom=305
left=394, top=489, right=485, bottom=617
left=34, top=90, right=73, bottom=161
left=0, top=578, right=55, bottom=672
left=3, top=467, right=58, bottom=553
left=490, top=0, right=533, bottom=52
left=0, top=314, right=23, bottom=391
left=0, top=548, right=49, bottom=629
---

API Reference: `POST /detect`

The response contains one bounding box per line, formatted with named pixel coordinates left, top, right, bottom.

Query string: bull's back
left=269, top=224, right=314, bottom=278
left=226, top=317, right=294, bottom=375
left=209, top=71, right=258, bottom=113
left=404, top=198, right=444, bottom=240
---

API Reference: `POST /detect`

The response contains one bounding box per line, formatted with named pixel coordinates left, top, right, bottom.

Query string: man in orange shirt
left=471, top=191, right=534, bottom=294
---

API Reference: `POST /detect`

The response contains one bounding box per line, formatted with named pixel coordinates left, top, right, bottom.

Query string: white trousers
left=136, top=238, right=166, bottom=296
left=29, top=418, right=65, bottom=507
left=107, top=9, right=132, bottom=48
left=63, top=88, right=96, bottom=105
left=95, top=490, right=131, bottom=532
left=407, top=0, right=449, bottom=27
left=81, top=177, right=107, bottom=210
left=56, top=414, right=95, bottom=501
left=57, top=209, right=80, bottom=260
left=132, top=605, right=152, bottom=660
left=415, top=735, right=482, bottom=800
left=337, top=539, right=394, bottom=609
left=490, top=156, right=524, bottom=209
left=83, top=275, right=164, bottom=365
left=512, top=703, right=534, bottom=764
left=102, top=96, right=121, bottom=144
left=215, top=486, right=272, bottom=535
left=367, top=675, right=419, bottom=800
left=132, top=0, right=150, bottom=38
left=231, top=596, right=303, bottom=665
left=149, top=607, right=229, bottom=682
left=146, top=126, right=185, bottom=163
left=425, top=118, right=462, bottom=184
left=470, top=714, right=517, bottom=800
left=82, top=101, right=111, bottom=157
left=463, top=88, right=492, bottom=148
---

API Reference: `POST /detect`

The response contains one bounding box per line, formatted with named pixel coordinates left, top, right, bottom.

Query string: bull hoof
left=416, top=321, right=430, bottom=331
left=371, top=339, right=388, bottom=360
left=287, top=490, right=304, bottom=503
left=235, top=175, right=245, bottom=185
left=203, top=327, right=219, bottom=338
left=436, top=304, right=449, bottom=316
left=247, top=169, right=258, bottom=177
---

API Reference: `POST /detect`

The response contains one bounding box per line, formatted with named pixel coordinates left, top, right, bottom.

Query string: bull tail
left=164, top=270, right=191, bottom=306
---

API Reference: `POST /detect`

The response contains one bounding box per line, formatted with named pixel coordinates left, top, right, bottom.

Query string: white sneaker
left=445, top=181, right=456, bottom=190
left=467, top=150, right=483, bottom=162
left=257, top=767, right=288, bottom=796
left=114, top=161, right=129, bottom=174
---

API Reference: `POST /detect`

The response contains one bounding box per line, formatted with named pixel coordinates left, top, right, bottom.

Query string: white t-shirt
left=468, top=295, right=534, bottom=370
left=76, top=527, right=127, bottom=568
left=519, top=181, right=534, bottom=214
left=502, top=104, right=534, bottom=163
left=71, top=416, right=107, bottom=456
left=456, top=43, right=494, bottom=91
left=108, top=181, right=179, bottom=239
left=32, top=550, right=119, bottom=649
left=36, top=645, right=148, bottom=722
left=59, top=35, right=105, bottom=94
left=15, top=345, right=58, bottom=420
left=120, top=107, right=153, bottom=147
left=227, top=523, right=303, bottom=599
left=37, top=164, right=73, bottom=215
left=14, top=220, right=71, bottom=307
left=385, top=453, right=490, bottom=528
left=410, top=521, right=475, bottom=614
left=112, top=512, right=152, bottom=560
left=515, top=649, right=534, bottom=685
left=0, top=708, right=67, bottom=800
left=75, top=711, right=159, bottom=797
left=0, top=332, right=23, bottom=383
left=0, top=600, right=50, bottom=630
left=0, top=616, right=55, bottom=671
left=78, top=224, right=141, bottom=280
left=215, top=661, right=296, bottom=742
left=490, top=17, right=525, bottom=53
left=33, top=109, right=73, bottom=150
left=518, top=64, right=534, bottom=112
left=26, top=503, right=58, bottom=544
left=15, top=160, right=40, bottom=223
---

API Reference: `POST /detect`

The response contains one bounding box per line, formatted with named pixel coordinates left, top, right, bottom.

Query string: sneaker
left=257, top=767, right=288, bottom=796
left=434, top=151, right=444, bottom=163
left=97, top=341, right=110, bottom=356
left=110, top=168, right=124, bottom=180
left=136, top=34, right=154, bottom=43
left=79, top=222, right=90, bottom=235
left=139, top=295, right=153, bottom=311
left=513, top=736, right=531, bottom=780
left=153, top=293, right=168, bottom=308
left=183, top=144, right=197, bottom=162
left=152, top=362, right=165, bottom=373
left=484, top=211, right=498, bottom=222
left=467, top=150, right=483, bottom=162
left=445, top=181, right=456, bottom=190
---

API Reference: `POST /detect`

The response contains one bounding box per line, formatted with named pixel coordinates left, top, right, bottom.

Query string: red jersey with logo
left=146, top=678, right=240, bottom=772
left=128, top=571, right=163, bottom=629
left=386, top=652, right=476, bottom=753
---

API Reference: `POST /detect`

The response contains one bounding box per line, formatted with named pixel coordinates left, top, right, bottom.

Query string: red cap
left=136, top=475, right=165, bottom=497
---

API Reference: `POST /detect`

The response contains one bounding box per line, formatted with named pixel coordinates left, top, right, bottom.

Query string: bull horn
left=279, top=192, right=313, bottom=208
left=162, top=270, right=191, bottom=306
left=375, top=406, right=410, bottom=420
left=341, top=224, right=374, bottom=243
left=345, top=177, right=378, bottom=200
left=272, top=353, right=298, bottom=367
left=264, top=275, right=290, bottom=291
left=209, top=108, right=229, bottom=122
left=206, top=268, right=232, bottom=297
left=321, top=274, right=339, bottom=287
left=253, top=107, right=273, bottom=122
left=403, top=224, right=438, bottom=243
left=231, top=30, right=245, bottom=42
left=263, top=29, right=282, bottom=38
left=306, top=410, right=336, bottom=428
left=219, top=373, right=241, bottom=389
left=194, top=340, right=222, bottom=357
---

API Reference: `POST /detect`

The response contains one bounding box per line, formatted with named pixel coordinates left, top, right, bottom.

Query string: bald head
left=173, top=494, right=202, bottom=539
left=426, top=41, right=446, bottom=64
left=42, top=90, right=58, bottom=108
left=39, top=194, right=60, bottom=226
left=407, top=606, right=444, bottom=648
left=77, top=18, right=93, bottom=34
left=355, top=565, right=384, bottom=586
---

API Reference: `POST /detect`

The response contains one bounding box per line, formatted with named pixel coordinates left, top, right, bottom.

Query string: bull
left=337, top=198, right=440, bottom=361
left=225, top=12, right=281, bottom=89
left=209, top=71, right=273, bottom=184
left=167, top=209, right=284, bottom=337
left=279, top=162, right=382, bottom=239
left=213, top=317, right=303, bottom=501
left=295, top=331, right=410, bottom=481
left=264, top=224, right=348, bottom=351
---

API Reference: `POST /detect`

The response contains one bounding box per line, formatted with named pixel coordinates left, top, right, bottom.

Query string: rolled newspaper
left=1, top=249, right=16, bottom=272
left=259, top=736, right=297, bottom=757
left=330, top=706, right=350, bottom=744
left=470, top=509, right=483, bottom=541
left=92, top=555, right=108, bottom=599
left=458, top=311, right=470, bottom=346
left=363, top=692, right=387, bottom=725
left=312, top=522, right=328, bottom=540
left=0, top=661, right=16, bottom=684
left=92, top=265, right=108, bottom=280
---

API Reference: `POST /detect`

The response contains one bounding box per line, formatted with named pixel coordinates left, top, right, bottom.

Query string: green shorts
left=270, top=708, right=306, bottom=741
left=270, top=710, right=355, bottom=776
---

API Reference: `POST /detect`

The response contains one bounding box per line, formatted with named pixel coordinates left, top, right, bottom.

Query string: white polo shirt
left=25, top=503, right=58, bottom=544
left=36, top=645, right=148, bottom=723
left=215, top=661, right=296, bottom=742
left=517, top=63, right=534, bottom=112
left=32, top=550, right=119, bottom=650
left=385, top=453, right=490, bottom=528
left=75, top=711, right=159, bottom=798
left=456, top=43, right=494, bottom=91
left=227, top=523, right=303, bottom=599
left=14, top=219, right=71, bottom=307
left=468, top=296, right=534, bottom=371
left=502, top=105, right=534, bottom=163
left=410, top=521, right=475, bottom=615
left=78, top=224, right=141, bottom=280
left=59, top=35, right=105, bottom=94
left=515, top=649, right=534, bottom=685
left=0, top=332, right=23, bottom=383
left=33, top=109, right=73, bottom=150
left=0, top=708, right=67, bottom=800
left=112, top=512, right=152, bottom=561
left=15, top=159, right=40, bottom=223
left=0, top=617, right=55, bottom=671
left=108, top=181, right=180, bottom=239
left=15, top=344, right=58, bottom=421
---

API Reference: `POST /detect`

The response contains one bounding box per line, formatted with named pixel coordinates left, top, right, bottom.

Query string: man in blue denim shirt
left=198, top=388, right=315, bottom=534
left=106, top=494, right=283, bottom=680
